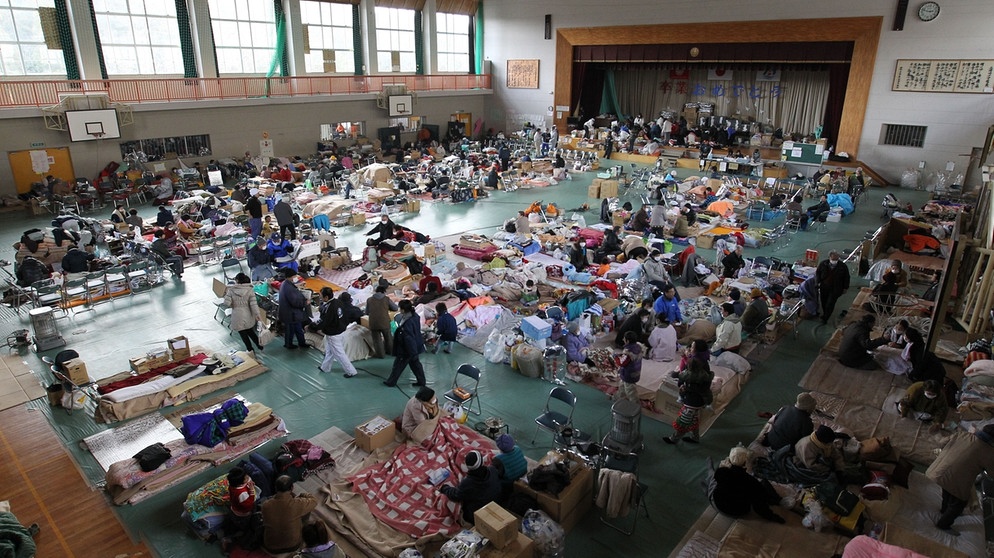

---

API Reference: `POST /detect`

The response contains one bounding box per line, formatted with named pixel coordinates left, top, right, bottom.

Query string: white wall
left=0, top=92, right=487, bottom=197
left=482, top=0, right=994, bottom=183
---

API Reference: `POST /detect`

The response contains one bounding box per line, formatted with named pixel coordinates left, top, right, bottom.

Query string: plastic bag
left=398, top=550, right=423, bottom=558
left=483, top=329, right=507, bottom=364
left=521, top=509, right=565, bottom=557
left=443, top=401, right=468, bottom=424
left=62, top=390, right=86, bottom=410
left=570, top=213, right=586, bottom=228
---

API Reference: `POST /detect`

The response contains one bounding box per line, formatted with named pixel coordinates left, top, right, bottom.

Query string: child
left=262, top=215, right=274, bottom=237
left=433, top=302, right=457, bottom=354
left=615, top=331, right=643, bottom=402
left=521, top=279, right=539, bottom=305
left=223, top=467, right=258, bottom=551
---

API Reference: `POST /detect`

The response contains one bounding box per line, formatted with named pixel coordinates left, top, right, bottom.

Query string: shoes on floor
left=344, top=372, right=357, bottom=378
left=318, top=366, right=326, bottom=373
left=684, top=436, right=700, bottom=444
left=382, top=381, right=396, bottom=387
left=285, top=345, right=298, bottom=350
left=663, top=436, right=678, bottom=445
left=411, top=382, right=426, bottom=387
left=27, top=523, right=39, bottom=537
left=443, top=349, right=451, bottom=354
left=757, top=411, right=773, bottom=419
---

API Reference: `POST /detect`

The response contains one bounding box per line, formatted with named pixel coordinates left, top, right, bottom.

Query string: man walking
left=815, top=250, right=850, bottom=324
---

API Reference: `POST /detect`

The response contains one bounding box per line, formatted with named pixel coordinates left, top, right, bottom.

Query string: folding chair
left=62, top=277, right=90, bottom=314
left=125, top=261, right=154, bottom=297
left=784, top=210, right=803, bottom=233
left=30, top=279, right=64, bottom=314
left=220, top=257, right=243, bottom=284
left=596, top=446, right=649, bottom=535
left=750, top=256, right=772, bottom=279
left=532, top=386, right=576, bottom=444
left=103, top=265, right=129, bottom=298
left=443, top=364, right=482, bottom=416
left=83, top=270, right=107, bottom=306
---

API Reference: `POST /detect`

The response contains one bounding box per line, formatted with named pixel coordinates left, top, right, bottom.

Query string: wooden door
left=8, top=147, right=75, bottom=194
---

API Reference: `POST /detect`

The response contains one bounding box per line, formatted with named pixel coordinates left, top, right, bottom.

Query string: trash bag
left=483, top=329, right=507, bottom=363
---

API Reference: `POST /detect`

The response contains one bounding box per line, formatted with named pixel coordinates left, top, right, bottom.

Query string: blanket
left=0, top=511, right=35, bottom=558
left=349, top=417, right=496, bottom=539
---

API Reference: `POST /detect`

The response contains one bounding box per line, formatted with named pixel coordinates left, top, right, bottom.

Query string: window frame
left=434, top=11, right=470, bottom=74
left=91, top=0, right=185, bottom=77
left=373, top=6, right=417, bottom=74
left=207, top=0, right=277, bottom=76
left=299, top=0, right=355, bottom=75
left=0, top=0, right=68, bottom=78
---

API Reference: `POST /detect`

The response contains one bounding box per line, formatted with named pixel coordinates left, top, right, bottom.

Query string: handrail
left=0, top=74, right=492, bottom=108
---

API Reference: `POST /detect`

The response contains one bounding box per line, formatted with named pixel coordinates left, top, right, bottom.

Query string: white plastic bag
left=483, top=330, right=506, bottom=363
left=62, top=390, right=86, bottom=410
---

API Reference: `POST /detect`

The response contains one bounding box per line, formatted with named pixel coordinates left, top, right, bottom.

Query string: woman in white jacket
left=648, top=315, right=678, bottom=361
left=711, top=303, right=742, bottom=356
left=224, top=273, right=264, bottom=355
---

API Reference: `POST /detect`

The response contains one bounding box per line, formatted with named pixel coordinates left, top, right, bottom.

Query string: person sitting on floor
left=837, top=314, right=886, bottom=369
left=222, top=467, right=258, bottom=552
left=762, top=393, right=817, bottom=451
left=875, top=325, right=926, bottom=377
left=653, top=286, right=682, bottom=325
left=641, top=250, right=671, bottom=291
left=708, top=447, right=786, bottom=523
left=614, top=308, right=651, bottom=348
left=728, top=288, right=745, bottom=317
left=564, top=322, right=594, bottom=366
left=721, top=245, right=745, bottom=279
left=297, top=520, right=341, bottom=558
left=898, top=380, right=948, bottom=431
left=711, top=303, right=742, bottom=356
left=803, top=195, right=831, bottom=230
left=648, top=315, right=678, bottom=362
left=402, top=386, right=439, bottom=442
left=793, top=425, right=845, bottom=476
left=439, top=450, right=502, bottom=524
left=260, top=475, right=317, bottom=554
left=494, top=434, right=527, bottom=501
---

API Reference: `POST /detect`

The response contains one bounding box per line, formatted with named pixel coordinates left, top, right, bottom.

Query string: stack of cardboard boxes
left=588, top=178, right=619, bottom=199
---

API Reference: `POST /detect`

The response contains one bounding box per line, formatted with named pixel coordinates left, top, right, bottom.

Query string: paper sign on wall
left=814, top=145, right=824, bottom=155
left=260, top=139, right=274, bottom=158
left=29, top=150, right=50, bottom=174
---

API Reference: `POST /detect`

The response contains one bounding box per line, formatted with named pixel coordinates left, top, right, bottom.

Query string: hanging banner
left=708, top=68, right=733, bottom=81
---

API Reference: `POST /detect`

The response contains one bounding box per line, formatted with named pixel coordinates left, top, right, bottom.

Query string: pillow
left=965, top=358, right=994, bottom=377
left=715, top=352, right=751, bottom=374
left=858, top=436, right=893, bottom=461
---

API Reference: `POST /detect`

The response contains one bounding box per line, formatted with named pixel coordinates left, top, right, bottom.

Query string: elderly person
left=898, top=380, right=948, bottom=429
left=926, top=424, right=994, bottom=535
left=763, top=393, right=817, bottom=451
left=641, top=250, right=671, bottom=291
left=837, top=314, right=884, bottom=369
left=740, top=288, right=770, bottom=334
left=648, top=315, right=678, bottom=362
left=721, top=245, right=745, bottom=279
left=793, top=425, right=845, bottom=475
left=711, top=303, right=742, bottom=356
left=564, top=322, right=593, bottom=366
left=260, top=476, right=317, bottom=554
left=708, top=447, right=786, bottom=523
left=815, top=250, right=850, bottom=324
left=402, top=386, right=440, bottom=441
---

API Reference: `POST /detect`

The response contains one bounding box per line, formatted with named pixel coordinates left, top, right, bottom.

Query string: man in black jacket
left=803, top=194, right=830, bottom=230
left=61, top=246, right=94, bottom=278
left=838, top=314, right=886, bottom=369
left=721, top=245, right=745, bottom=279
left=245, top=192, right=263, bottom=239
left=763, top=393, right=817, bottom=450
left=315, top=288, right=361, bottom=377
left=365, top=215, right=396, bottom=243
left=439, top=450, right=502, bottom=524
left=815, top=250, right=850, bottom=324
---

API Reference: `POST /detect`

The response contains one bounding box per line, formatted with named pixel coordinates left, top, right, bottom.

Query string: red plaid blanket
left=349, top=417, right=496, bottom=538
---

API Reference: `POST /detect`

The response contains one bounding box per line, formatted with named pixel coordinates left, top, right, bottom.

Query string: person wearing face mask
left=641, top=250, right=671, bottom=290
left=365, top=214, right=396, bottom=243
left=815, top=250, right=850, bottom=324
left=614, top=308, right=651, bottom=348
left=838, top=314, right=886, bottom=369
left=898, top=380, right=948, bottom=431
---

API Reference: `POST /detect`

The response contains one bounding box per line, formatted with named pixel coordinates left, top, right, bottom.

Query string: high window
left=0, top=0, right=67, bottom=76
left=435, top=12, right=468, bottom=73
left=374, top=6, right=415, bottom=73
left=300, top=0, right=354, bottom=74
left=92, top=0, right=183, bottom=76
left=207, top=0, right=275, bottom=74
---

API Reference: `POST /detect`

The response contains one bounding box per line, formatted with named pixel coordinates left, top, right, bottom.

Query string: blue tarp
left=827, top=193, right=855, bottom=215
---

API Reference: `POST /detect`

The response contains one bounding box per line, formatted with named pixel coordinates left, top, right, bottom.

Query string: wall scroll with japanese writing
left=506, top=59, right=539, bottom=89
left=893, top=59, right=994, bottom=93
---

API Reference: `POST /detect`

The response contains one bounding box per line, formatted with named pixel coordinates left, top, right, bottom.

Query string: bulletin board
left=507, top=59, right=539, bottom=89
left=7, top=147, right=75, bottom=194
left=780, top=141, right=824, bottom=165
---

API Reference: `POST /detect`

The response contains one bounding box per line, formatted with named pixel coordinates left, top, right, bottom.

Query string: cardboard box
left=479, top=531, right=533, bottom=558
left=474, top=503, right=518, bottom=550
left=349, top=212, right=366, bottom=226
left=612, top=213, right=626, bottom=227
left=587, top=183, right=600, bottom=198
left=129, top=352, right=171, bottom=374
left=168, top=336, right=191, bottom=361
left=62, top=358, right=89, bottom=384
left=513, top=456, right=593, bottom=533
left=520, top=161, right=533, bottom=172
left=354, top=415, right=396, bottom=453
left=598, top=179, right=619, bottom=198
left=406, top=199, right=421, bottom=213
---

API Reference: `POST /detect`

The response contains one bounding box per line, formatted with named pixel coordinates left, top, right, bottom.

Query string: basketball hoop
left=91, top=133, right=105, bottom=140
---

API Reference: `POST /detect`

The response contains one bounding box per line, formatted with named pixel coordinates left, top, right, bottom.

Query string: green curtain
left=414, top=10, right=424, bottom=75
left=473, top=1, right=483, bottom=75
left=174, top=0, right=198, bottom=78
left=352, top=4, right=363, bottom=75
left=600, top=69, right=622, bottom=118
left=267, top=0, right=289, bottom=79
left=87, top=0, right=108, bottom=79
left=54, top=0, right=79, bottom=80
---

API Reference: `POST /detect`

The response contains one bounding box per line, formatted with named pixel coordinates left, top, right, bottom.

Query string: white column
left=187, top=0, right=218, bottom=77
left=65, top=0, right=102, bottom=79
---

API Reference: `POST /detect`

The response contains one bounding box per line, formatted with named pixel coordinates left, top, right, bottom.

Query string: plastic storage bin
left=521, top=316, right=553, bottom=340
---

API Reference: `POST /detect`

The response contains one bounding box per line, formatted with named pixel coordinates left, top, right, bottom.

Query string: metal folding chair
left=532, top=386, right=576, bottom=444
left=443, top=364, right=482, bottom=416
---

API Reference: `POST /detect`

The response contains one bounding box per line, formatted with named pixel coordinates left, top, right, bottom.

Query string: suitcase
left=453, top=244, right=498, bottom=261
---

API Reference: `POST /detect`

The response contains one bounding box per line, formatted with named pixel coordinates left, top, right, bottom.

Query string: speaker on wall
left=894, top=0, right=910, bottom=30
left=544, top=14, right=552, bottom=40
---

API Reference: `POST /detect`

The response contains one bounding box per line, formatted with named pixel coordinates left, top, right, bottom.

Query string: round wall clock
left=918, top=1, right=940, bottom=21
